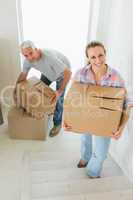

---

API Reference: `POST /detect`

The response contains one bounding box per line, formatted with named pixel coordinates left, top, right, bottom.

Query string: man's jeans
left=40, top=74, right=65, bottom=126
left=81, top=133, right=111, bottom=177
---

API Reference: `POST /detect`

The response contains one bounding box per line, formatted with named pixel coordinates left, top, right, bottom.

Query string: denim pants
left=81, top=133, right=111, bottom=177
left=40, top=74, right=65, bottom=126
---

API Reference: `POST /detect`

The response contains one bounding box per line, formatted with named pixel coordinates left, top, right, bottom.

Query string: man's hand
left=50, top=90, right=62, bottom=103
left=57, top=68, right=71, bottom=94
left=55, top=90, right=62, bottom=98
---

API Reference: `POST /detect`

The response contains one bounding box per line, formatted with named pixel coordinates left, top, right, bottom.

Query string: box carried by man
left=64, top=82, right=126, bottom=136
left=16, top=77, right=56, bottom=118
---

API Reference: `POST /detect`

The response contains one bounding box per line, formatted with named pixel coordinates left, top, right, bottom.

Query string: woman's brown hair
left=85, top=41, right=106, bottom=58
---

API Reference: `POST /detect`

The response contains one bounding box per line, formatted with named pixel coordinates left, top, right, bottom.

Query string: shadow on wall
left=110, top=110, right=133, bottom=181
left=126, top=56, right=133, bottom=102
left=120, top=113, right=133, bottom=180
left=0, top=38, right=18, bottom=109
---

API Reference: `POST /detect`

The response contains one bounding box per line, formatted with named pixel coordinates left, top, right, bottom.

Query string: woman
left=64, top=41, right=131, bottom=178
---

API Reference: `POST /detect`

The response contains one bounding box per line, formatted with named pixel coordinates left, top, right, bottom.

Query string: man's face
left=21, top=47, right=40, bottom=62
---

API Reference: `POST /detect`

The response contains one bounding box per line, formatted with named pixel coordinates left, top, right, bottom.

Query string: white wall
left=21, top=0, right=90, bottom=75
left=88, top=0, right=133, bottom=181
left=0, top=0, right=21, bottom=106
left=106, top=0, right=133, bottom=182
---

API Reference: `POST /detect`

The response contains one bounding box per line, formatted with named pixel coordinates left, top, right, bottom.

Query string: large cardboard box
left=8, top=106, right=48, bottom=140
left=16, top=77, right=56, bottom=117
left=64, top=82, right=125, bottom=136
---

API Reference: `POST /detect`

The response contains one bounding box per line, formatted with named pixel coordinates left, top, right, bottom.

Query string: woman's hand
left=111, top=126, right=124, bottom=140
left=63, top=121, right=72, bottom=131
left=111, top=105, right=132, bottom=140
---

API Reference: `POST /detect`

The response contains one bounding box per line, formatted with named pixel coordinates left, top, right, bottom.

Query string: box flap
left=86, top=96, right=124, bottom=111
left=64, top=82, right=125, bottom=111
left=35, top=82, right=56, bottom=103
left=87, top=84, right=125, bottom=99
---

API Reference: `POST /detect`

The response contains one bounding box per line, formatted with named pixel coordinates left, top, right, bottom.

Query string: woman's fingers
left=63, top=121, right=72, bottom=131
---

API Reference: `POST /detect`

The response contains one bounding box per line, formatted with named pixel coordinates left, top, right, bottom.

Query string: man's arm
left=13, top=72, right=28, bottom=102
left=16, top=72, right=28, bottom=84
left=57, top=68, right=72, bottom=96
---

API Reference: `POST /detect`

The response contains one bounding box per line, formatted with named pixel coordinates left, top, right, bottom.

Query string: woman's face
left=87, top=46, right=106, bottom=69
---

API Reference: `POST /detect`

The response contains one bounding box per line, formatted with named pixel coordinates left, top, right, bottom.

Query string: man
left=14, top=40, right=71, bottom=137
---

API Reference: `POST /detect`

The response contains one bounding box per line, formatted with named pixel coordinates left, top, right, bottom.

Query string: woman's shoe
left=77, top=160, right=88, bottom=168
left=88, top=175, right=101, bottom=179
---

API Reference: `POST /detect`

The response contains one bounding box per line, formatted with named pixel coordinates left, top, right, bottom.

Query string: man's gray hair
left=20, top=40, right=36, bottom=50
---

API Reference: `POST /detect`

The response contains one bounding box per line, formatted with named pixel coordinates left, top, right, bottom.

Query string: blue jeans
left=40, top=74, right=65, bottom=126
left=53, top=77, right=66, bottom=126
left=81, top=133, right=111, bottom=177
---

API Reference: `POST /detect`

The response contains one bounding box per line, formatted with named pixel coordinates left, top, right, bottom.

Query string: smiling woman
left=20, top=0, right=90, bottom=75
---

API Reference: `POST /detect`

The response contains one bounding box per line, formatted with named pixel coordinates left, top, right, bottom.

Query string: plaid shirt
left=73, top=65, right=131, bottom=108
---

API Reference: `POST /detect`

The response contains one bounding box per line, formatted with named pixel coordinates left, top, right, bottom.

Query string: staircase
left=21, top=131, right=133, bottom=200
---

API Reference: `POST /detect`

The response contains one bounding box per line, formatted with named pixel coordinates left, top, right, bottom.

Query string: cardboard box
left=64, top=82, right=125, bottom=136
left=8, top=106, right=48, bottom=140
left=16, top=77, right=56, bottom=116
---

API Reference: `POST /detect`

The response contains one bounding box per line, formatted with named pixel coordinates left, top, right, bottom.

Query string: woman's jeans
left=81, top=133, right=111, bottom=177
left=40, top=74, right=65, bottom=126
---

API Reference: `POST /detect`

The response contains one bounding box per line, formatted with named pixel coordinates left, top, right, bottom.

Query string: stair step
left=33, top=189, right=133, bottom=200
left=31, top=166, right=123, bottom=184
left=28, top=151, right=122, bottom=178
left=31, top=176, right=133, bottom=199
left=30, top=156, right=122, bottom=172
left=30, top=151, right=79, bottom=162
left=30, top=159, right=78, bottom=171
left=30, top=151, right=117, bottom=164
left=31, top=168, right=87, bottom=184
